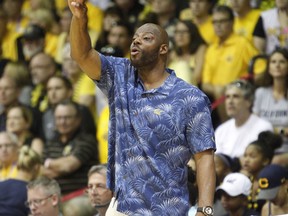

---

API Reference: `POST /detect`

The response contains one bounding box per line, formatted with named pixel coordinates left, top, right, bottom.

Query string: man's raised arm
left=68, top=0, right=101, bottom=80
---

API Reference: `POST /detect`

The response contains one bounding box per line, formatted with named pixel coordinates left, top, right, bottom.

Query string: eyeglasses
left=86, top=183, right=109, bottom=193
left=0, top=143, right=15, bottom=150
left=25, top=194, right=53, bottom=208
left=55, top=115, right=77, bottom=121
left=212, top=18, right=231, bottom=25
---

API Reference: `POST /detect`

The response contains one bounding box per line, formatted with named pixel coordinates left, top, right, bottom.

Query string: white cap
left=216, top=172, right=251, bottom=196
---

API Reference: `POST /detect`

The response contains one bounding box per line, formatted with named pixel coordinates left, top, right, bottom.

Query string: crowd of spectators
left=0, top=0, right=288, bottom=215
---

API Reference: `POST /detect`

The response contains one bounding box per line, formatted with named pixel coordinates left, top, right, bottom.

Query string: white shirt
left=215, top=114, right=273, bottom=158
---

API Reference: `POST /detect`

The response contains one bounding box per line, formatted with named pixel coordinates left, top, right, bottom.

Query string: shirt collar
left=135, top=68, right=177, bottom=96
left=216, top=32, right=238, bottom=47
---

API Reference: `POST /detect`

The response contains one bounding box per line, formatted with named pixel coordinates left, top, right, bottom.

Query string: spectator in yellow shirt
left=230, top=0, right=261, bottom=43
left=201, top=5, right=260, bottom=123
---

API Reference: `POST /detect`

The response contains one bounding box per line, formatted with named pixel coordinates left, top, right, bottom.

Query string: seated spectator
left=0, top=146, right=41, bottom=216
left=0, top=76, right=21, bottom=131
left=213, top=153, right=241, bottom=216
left=253, top=47, right=288, bottom=167
left=230, top=0, right=260, bottom=43
left=214, top=153, right=241, bottom=184
left=216, top=172, right=260, bottom=216
left=0, top=131, right=19, bottom=181
left=3, top=60, right=33, bottom=106
left=27, top=8, right=60, bottom=58
left=106, top=21, right=133, bottom=58
left=0, top=76, right=43, bottom=137
left=26, top=176, right=62, bottom=216
left=29, top=52, right=59, bottom=112
left=215, top=79, right=273, bottom=158
left=6, top=105, right=44, bottom=156
left=43, top=75, right=96, bottom=141
left=18, top=24, right=46, bottom=63
left=257, top=164, right=288, bottom=215
left=42, top=101, right=99, bottom=195
left=241, top=131, right=282, bottom=213
left=94, top=6, right=123, bottom=53
left=168, top=20, right=206, bottom=86
left=86, top=164, right=113, bottom=216
left=201, top=5, right=261, bottom=123
left=253, top=0, right=288, bottom=54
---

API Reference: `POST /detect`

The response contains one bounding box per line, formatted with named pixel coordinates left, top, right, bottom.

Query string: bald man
left=68, top=1, right=216, bottom=215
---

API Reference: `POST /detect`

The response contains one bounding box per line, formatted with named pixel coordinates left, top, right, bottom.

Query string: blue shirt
left=96, top=54, right=216, bottom=215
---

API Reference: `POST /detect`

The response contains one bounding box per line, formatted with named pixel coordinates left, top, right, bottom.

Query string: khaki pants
left=105, top=197, right=127, bottom=216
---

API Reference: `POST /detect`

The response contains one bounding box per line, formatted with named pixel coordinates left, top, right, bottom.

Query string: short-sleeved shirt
left=96, top=54, right=216, bottom=215
left=202, top=33, right=260, bottom=86
left=215, top=114, right=273, bottom=158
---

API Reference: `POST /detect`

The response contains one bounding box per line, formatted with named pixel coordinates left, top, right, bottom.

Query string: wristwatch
left=197, top=206, right=214, bottom=216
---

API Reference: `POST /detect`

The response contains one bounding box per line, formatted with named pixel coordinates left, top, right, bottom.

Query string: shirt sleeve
left=253, top=16, right=266, bottom=38
left=72, top=133, right=99, bottom=164
left=186, top=92, right=216, bottom=154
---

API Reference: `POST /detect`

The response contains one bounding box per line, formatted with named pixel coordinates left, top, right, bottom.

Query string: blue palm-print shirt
left=96, top=53, right=216, bottom=215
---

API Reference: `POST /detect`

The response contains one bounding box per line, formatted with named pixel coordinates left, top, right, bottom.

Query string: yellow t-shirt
left=234, top=9, right=261, bottom=43
left=96, top=105, right=109, bottom=163
left=202, top=33, right=260, bottom=85
left=179, top=11, right=217, bottom=45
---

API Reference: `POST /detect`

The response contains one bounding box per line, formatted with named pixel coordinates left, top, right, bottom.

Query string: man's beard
left=131, top=47, right=160, bottom=69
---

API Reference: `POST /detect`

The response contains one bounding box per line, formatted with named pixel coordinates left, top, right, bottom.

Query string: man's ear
left=159, top=44, right=168, bottom=55
left=51, top=194, right=59, bottom=207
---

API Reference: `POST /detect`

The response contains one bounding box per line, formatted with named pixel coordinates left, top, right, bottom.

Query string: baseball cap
left=257, top=164, right=288, bottom=200
left=22, top=24, right=45, bottom=40
left=216, top=172, right=251, bottom=196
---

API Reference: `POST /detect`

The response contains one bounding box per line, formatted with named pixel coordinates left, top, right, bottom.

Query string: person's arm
left=260, top=201, right=269, bottom=216
left=68, top=0, right=101, bottom=80
left=42, top=155, right=81, bottom=178
left=194, top=149, right=216, bottom=216
left=194, top=44, right=207, bottom=85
